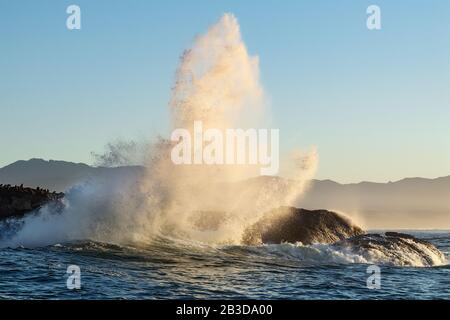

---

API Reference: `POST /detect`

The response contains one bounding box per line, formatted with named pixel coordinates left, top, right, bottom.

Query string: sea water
left=0, top=231, right=448, bottom=299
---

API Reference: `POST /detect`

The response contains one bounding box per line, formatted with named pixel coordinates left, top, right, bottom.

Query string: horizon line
left=1, top=157, right=449, bottom=186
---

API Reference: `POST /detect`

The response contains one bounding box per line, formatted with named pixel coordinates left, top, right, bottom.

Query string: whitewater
left=0, top=232, right=449, bottom=299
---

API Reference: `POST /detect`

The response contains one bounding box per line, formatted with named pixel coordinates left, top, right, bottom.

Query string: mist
left=1, top=13, right=319, bottom=247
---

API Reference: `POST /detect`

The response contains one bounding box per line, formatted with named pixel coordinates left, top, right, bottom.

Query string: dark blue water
left=0, top=231, right=449, bottom=299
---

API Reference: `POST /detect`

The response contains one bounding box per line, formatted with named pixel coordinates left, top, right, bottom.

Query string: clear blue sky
left=1, top=0, right=449, bottom=183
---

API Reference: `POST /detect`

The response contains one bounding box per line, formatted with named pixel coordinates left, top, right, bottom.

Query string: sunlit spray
left=2, top=13, right=318, bottom=247
left=141, top=13, right=318, bottom=243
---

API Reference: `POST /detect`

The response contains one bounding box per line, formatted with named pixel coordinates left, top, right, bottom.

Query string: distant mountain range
left=1, top=159, right=449, bottom=229
left=300, top=176, right=450, bottom=229
left=0, top=159, right=143, bottom=192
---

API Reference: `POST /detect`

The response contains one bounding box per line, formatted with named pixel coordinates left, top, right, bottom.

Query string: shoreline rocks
left=0, top=184, right=64, bottom=220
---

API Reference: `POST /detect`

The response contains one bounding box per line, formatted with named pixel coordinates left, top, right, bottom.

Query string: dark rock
left=0, top=185, right=64, bottom=220
left=241, top=206, right=445, bottom=266
left=242, top=206, right=365, bottom=245
left=333, top=232, right=445, bottom=266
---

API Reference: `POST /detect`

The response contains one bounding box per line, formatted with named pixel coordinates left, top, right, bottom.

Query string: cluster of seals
left=0, top=184, right=64, bottom=220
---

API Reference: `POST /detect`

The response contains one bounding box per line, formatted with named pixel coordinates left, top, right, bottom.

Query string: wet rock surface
left=242, top=206, right=365, bottom=245
left=242, top=207, right=445, bottom=266
left=0, top=184, right=64, bottom=220
left=333, top=232, right=446, bottom=266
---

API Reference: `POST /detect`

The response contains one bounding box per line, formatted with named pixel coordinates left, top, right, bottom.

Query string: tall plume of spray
left=140, top=13, right=318, bottom=244
left=2, top=14, right=318, bottom=247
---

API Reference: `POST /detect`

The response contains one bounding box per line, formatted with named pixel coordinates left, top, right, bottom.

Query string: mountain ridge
left=2, top=158, right=449, bottom=187
left=0, top=158, right=143, bottom=192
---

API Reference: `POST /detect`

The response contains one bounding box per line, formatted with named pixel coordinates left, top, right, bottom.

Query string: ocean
left=0, top=231, right=449, bottom=299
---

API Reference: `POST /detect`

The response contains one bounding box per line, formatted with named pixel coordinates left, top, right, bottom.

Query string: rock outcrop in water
left=242, top=206, right=445, bottom=266
left=242, top=206, right=365, bottom=245
left=0, top=184, right=64, bottom=220
left=333, top=232, right=446, bottom=266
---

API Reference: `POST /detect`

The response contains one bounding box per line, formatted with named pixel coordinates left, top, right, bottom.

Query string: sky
left=0, top=0, right=449, bottom=183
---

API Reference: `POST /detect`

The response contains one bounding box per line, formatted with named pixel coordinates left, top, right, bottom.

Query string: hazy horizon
left=2, top=156, right=450, bottom=185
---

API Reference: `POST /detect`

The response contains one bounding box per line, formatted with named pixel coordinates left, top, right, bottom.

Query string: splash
left=139, top=13, right=318, bottom=244
left=171, top=14, right=264, bottom=130
left=1, top=13, right=318, bottom=247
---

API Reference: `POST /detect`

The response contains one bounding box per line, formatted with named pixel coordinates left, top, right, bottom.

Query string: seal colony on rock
left=0, top=184, right=64, bottom=220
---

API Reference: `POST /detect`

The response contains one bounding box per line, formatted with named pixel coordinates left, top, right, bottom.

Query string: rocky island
left=242, top=206, right=446, bottom=266
left=0, top=184, right=64, bottom=220
left=0, top=184, right=445, bottom=267
left=242, top=206, right=365, bottom=245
